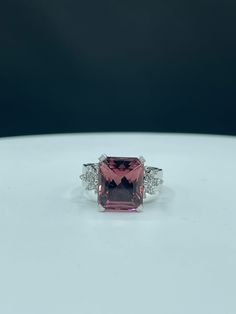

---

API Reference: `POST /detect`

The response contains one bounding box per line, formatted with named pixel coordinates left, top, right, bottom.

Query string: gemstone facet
left=98, top=156, right=144, bottom=211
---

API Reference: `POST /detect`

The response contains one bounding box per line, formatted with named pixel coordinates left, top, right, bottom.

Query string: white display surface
left=0, top=133, right=236, bottom=314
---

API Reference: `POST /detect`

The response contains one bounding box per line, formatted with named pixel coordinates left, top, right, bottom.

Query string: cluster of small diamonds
left=80, top=163, right=98, bottom=191
left=144, top=166, right=163, bottom=195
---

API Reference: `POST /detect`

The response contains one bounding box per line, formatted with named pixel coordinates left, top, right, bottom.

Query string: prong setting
left=139, top=156, right=146, bottom=164
left=98, top=154, right=107, bottom=162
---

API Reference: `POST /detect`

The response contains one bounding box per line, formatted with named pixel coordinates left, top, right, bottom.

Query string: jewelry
left=80, top=155, right=163, bottom=212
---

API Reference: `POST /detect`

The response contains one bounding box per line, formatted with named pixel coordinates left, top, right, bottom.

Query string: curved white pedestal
left=0, top=133, right=236, bottom=314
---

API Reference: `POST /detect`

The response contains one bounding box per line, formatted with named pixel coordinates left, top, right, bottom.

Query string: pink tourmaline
left=98, top=156, right=144, bottom=211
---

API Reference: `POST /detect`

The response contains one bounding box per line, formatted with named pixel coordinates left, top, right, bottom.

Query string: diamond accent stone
left=144, top=166, right=163, bottom=195
left=80, top=163, right=98, bottom=191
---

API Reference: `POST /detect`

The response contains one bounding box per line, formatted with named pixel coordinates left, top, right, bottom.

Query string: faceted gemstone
left=98, top=156, right=144, bottom=211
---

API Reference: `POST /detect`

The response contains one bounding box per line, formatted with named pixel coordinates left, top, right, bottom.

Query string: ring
left=80, top=155, right=163, bottom=212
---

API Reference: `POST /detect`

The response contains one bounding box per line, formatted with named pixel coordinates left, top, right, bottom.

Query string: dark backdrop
left=0, top=0, right=236, bottom=137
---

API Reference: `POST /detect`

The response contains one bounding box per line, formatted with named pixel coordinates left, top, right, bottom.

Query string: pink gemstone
left=98, top=156, right=144, bottom=211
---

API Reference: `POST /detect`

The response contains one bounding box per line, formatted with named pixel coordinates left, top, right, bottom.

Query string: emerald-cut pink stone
left=98, top=156, right=144, bottom=211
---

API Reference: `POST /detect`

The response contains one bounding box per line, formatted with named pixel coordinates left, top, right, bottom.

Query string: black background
left=0, top=0, right=236, bottom=137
